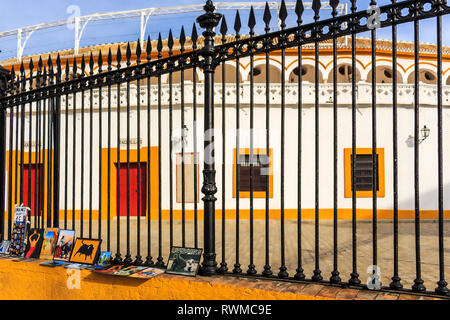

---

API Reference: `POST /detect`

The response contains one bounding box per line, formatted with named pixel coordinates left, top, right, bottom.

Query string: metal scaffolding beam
left=0, top=2, right=347, bottom=61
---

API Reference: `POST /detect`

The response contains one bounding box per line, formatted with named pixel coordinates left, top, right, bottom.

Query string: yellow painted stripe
left=5, top=208, right=449, bottom=221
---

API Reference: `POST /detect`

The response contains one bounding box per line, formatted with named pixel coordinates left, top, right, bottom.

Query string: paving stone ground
left=60, top=218, right=450, bottom=299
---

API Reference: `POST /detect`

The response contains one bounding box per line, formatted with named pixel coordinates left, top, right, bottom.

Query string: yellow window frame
left=232, top=148, right=273, bottom=199
left=344, top=148, right=385, bottom=198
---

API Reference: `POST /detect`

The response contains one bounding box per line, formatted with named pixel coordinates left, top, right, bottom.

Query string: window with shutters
left=233, top=148, right=273, bottom=199
left=352, top=154, right=379, bottom=192
left=344, top=148, right=385, bottom=198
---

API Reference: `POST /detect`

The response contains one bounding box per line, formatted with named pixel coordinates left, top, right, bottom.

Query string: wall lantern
left=420, top=125, right=430, bottom=143
left=406, top=125, right=430, bottom=147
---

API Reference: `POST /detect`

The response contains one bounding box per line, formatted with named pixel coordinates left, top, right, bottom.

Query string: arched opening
left=214, top=64, right=241, bottom=82
left=247, top=64, right=282, bottom=83
left=407, top=69, right=437, bottom=84
left=136, top=77, right=159, bottom=85
left=367, top=66, right=403, bottom=84
left=327, top=64, right=361, bottom=83
left=172, top=69, right=199, bottom=83
left=289, top=65, right=324, bottom=83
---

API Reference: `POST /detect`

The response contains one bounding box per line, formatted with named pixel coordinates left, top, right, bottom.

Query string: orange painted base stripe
left=5, top=208, right=450, bottom=221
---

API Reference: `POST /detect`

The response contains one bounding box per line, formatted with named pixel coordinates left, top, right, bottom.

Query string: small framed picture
left=40, top=228, right=59, bottom=260
left=69, top=238, right=102, bottom=265
left=95, top=251, right=112, bottom=267
left=113, top=266, right=148, bottom=277
left=94, top=265, right=124, bottom=275
left=165, top=246, right=203, bottom=277
left=40, top=260, right=68, bottom=267
left=64, top=263, right=91, bottom=269
left=0, top=240, right=11, bottom=254
left=53, top=230, right=75, bottom=262
left=129, top=267, right=165, bottom=279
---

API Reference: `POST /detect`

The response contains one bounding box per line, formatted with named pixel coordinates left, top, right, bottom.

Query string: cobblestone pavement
left=65, top=218, right=450, bottom=292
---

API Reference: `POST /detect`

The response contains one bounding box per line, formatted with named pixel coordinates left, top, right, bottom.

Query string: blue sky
left=0, top=0, right=447, bottom=61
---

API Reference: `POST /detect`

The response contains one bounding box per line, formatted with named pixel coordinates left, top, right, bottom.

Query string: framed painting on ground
left=94, top=265, right=124, bottom=274
left=165, top=246, right=203, bottom=277
left=40, top=260, right=69, bottom=267
left=24, top=229, right=44, bottom=258
left=0, top=240, right=10, bottom=254
left=40, top=228, right=59, bottom=260
left=53, top=230, right=75, bottom=262
left=95, top=251, right=112, bottom=267
left=69, top=238, right=102, bottom=265
left=129, top=267, right=165, bottom=279
left=113, top=266, right=148, bottom=276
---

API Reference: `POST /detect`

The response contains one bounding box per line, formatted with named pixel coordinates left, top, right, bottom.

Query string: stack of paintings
left=129, top=267, right=165, bottom=279
left=94, top=265, right=165, bottom=279
left=92, top=246, right=202, bottom=280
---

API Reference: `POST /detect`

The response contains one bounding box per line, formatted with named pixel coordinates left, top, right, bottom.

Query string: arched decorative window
left=172, top=70, right=199, bottom=83
left=289, top=65, right=323, bottom=83
left=247, top=64, right=281, bottom=83
left=214, top=64, right=241, bottom=82
left=327, top=64, right=361, bottom=83
left=367, top=66, right=404, bottom=84
left=407, top=69, right=437, bottom=84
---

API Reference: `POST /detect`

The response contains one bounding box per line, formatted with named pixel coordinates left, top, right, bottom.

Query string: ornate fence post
left=197, top=0, right=221, bottom=276
left=0, top=65, right=11, bottom=238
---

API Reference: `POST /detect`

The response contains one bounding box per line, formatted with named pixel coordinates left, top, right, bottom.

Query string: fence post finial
left=196, top=0, right=222, bottom=277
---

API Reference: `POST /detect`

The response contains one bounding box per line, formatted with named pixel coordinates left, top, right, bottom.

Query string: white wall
left=6, top=83, right=450, bottom=212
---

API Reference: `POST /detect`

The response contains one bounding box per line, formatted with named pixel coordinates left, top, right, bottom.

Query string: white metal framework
left=0, top=2, right=347, bottom=61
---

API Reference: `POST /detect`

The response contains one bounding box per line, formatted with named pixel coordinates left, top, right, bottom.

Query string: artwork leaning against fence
left=0, top=0, right=449, bottom=297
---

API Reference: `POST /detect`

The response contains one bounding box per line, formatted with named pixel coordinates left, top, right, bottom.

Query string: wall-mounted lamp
left=406, top=125, right=430, bottom=147
left=420, top=125, right=430, bottom=143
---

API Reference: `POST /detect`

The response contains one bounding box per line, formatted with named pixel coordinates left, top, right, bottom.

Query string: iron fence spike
left=234, top=10, right=241, bottom=34
left=220, top=16, right=228, bottom=36
left=263, top=2, right=272, bottom=26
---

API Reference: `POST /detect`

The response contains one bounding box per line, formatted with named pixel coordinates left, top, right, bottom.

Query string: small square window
left=344, top=148, right=385, bottom=198
left=238, top=154, right=270, bottom=193
left=233, top=148, right=273, bottom=199
left=351, top=154, right=379, bottom=192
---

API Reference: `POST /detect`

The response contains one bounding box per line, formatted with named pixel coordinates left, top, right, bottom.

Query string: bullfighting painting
left=39, top=228, right=59, bottom=260
left=165, top=246, right=203, bottom=277
left=69, top=238, right=102, bottom=265
left=53, top=230, right=75, bottom=262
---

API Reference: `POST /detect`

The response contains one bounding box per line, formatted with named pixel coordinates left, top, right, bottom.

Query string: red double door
left=21, top=164, right=43, bottom=217
left=117, top=163, right=147, bottom=216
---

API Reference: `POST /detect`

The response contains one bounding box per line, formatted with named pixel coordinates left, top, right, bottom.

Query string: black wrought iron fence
left=0, top=0, right=449, bottom=297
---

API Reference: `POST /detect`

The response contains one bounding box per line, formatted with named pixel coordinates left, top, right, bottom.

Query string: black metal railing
left=0, top=0, right=449, bottom=297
